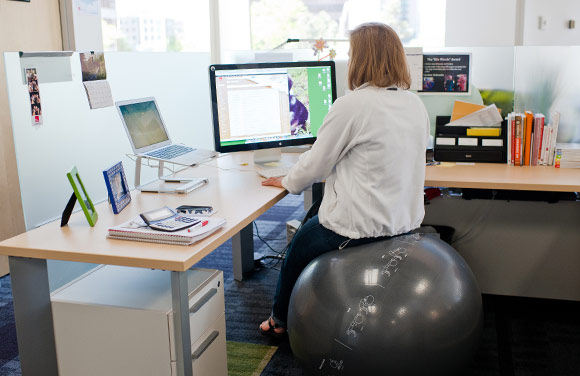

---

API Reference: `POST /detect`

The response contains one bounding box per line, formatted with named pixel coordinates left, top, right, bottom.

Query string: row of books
left=506, top=111, right=560, bottom=166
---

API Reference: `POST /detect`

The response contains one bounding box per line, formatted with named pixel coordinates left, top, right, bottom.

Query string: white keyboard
left=256, top=166, right=292, bottom=179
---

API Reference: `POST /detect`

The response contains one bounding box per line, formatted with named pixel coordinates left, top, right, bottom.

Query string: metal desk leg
left=171, top=271, right=193, bottom=376
left=9, top=257, right=59, bottom=376
left=232, top=222, right=254, bottom=281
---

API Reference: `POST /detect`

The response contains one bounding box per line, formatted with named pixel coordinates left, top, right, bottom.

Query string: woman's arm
left=281, top=98, right=360, bottom=194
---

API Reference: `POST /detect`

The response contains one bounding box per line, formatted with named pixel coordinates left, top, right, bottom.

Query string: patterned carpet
left=1, top=193, right=580, bottom=375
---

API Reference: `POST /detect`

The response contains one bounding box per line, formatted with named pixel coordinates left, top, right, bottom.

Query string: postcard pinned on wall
left=26, top=68, right=43, bottom=126
left=80, top=51, right=113, bottom=109
left=75, top=0, right=100, bottom=16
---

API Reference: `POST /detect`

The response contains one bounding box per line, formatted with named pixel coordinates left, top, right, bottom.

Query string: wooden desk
left=0, top=152, right=296, bottom=376
left=425, top=162, right=580, bottom=192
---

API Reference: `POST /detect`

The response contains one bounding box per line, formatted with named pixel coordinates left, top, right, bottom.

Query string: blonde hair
left=348, top=22, right=411, bottom=90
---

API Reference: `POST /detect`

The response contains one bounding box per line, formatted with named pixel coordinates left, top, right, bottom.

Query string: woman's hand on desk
left=261, top=177, right=284, bottom=188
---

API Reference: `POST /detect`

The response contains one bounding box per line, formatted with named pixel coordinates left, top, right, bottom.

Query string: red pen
left=188, top=220, right=209, bottom=232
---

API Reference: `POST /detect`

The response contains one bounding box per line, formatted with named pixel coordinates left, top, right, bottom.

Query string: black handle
left=191, top=331, right=219, bottom=360
left=189, top=288, right=218, bottom=314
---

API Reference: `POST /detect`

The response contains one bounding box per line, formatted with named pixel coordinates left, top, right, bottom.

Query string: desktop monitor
left=209, top=61, right=337, bottom=162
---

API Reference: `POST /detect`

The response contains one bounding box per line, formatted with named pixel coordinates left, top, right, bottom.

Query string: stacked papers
left=108, top=216, right=226, bottom=245
left=554, top=143, right=580, bottom=168
left=447, top=104, right=503, bottom=127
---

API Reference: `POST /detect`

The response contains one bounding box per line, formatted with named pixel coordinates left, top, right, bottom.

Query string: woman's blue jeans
left=271, top=215, right=387, bottom=327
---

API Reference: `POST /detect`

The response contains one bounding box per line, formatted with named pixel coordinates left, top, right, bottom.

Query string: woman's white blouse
left=282, top=84, right=430, bottom=239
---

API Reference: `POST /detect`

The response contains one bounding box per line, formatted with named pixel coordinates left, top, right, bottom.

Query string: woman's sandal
left=259, top=317, right=287, bottom=338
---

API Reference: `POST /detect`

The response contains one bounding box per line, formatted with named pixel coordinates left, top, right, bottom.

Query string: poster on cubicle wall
left=419, top=54, right=471, bottom=94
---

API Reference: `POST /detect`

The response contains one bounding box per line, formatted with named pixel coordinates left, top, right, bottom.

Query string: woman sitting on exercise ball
left=259, top=22, right=430, bottom=336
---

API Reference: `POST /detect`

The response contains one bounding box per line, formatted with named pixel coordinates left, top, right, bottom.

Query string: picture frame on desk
left=103, top=161, right=131, bottom=214
left=62, top=166, right=98, bottom=227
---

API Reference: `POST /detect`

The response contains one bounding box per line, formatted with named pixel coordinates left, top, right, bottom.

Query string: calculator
left=140, top=206, right=201, bottom=232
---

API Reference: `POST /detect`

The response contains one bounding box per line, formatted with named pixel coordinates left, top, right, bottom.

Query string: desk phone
left=140, top=206, right=201, bottom=232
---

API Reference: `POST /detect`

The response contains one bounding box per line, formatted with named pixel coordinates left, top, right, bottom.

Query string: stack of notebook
left=108, top=216, right=226, bottom=245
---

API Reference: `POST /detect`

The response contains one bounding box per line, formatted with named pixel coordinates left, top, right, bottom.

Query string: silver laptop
left=116, top=97, right=218, bottom=166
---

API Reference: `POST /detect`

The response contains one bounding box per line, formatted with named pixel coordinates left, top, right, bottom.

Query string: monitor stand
left=133, top=156, right=207, bottom=193
left=253, top=148, right=282, bottom=167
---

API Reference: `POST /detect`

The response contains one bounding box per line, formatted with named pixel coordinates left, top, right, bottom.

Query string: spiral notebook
left=107, top=216, right=226, bottom=245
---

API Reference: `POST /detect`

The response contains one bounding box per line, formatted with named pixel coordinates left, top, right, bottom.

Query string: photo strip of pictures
left=26, top=68, right=42, bottom=125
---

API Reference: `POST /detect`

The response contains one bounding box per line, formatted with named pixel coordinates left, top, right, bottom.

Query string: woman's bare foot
left=259, top=317, right=286, bottom=336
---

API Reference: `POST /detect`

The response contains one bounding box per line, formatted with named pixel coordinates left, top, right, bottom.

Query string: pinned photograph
left=75, top=0, right=99, bottom=15
left=80, top=51, right=113, bottom=109
left=25, top=68, right=43, bottom=125
left=80, top=52, right=107, bottom=81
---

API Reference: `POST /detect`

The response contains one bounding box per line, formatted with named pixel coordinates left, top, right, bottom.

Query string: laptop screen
left=118, top=100, right=169, bottom=150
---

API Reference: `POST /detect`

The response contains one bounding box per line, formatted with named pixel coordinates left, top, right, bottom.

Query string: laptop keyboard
left=146, top=144, right=194, bottom=160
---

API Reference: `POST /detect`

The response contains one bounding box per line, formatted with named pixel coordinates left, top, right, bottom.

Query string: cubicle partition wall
left=514, top=46, right=580, bottom=144
left=4, top=52, right=212, bottom=289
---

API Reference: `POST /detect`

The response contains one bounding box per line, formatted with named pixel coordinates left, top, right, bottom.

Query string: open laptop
left=116, top=97, right=218, bottom=166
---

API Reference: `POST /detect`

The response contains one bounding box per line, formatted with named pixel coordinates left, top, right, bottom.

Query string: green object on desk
left=64, top=166, right=98, bottom=227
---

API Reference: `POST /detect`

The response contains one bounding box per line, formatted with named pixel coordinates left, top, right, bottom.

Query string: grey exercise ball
left=287, top=233, right=483, bottom=376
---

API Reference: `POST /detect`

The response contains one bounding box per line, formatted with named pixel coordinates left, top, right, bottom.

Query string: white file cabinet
left=51, top=265, right=227, bottom=376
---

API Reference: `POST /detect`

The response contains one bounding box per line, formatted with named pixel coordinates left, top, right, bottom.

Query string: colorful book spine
left=547, top=112, right=560, bottom=166
left=532, top=114, right=544, bottom=166
left=506, top=114, right=512, bottom=165
left=541, top=124, right=551, bottom=165
left=510, top=113, right=516, bottom=165
left=514, top=114, right=523, bottom=166
left=524, top=111, right=534, bottom=166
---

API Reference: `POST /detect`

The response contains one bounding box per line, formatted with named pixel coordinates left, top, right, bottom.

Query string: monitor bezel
left=209, top=61, right=337, bottom=153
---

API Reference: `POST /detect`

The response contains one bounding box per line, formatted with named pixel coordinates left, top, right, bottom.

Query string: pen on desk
left=188, top=220, right=209, bottom=232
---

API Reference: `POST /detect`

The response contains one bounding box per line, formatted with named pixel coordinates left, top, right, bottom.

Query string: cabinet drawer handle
left=189, top=288, right=218, bottom=314
left=191, top=330, right=219, bottom=360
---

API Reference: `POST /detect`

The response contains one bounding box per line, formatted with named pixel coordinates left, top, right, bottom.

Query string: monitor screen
left=209, top=61, right=337, bottom=153
left=118, top=99, right=169, bottom=150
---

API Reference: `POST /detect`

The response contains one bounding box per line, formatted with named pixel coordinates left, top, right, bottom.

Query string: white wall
left=445, top=0, right=519, bottom=46
left=446, top=0, right=580, bottom=46
left=522, top=0, right=580, bottom=45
